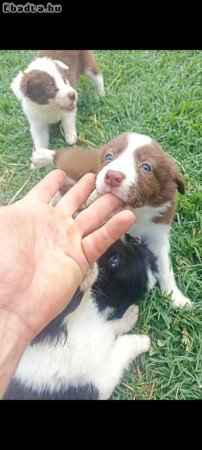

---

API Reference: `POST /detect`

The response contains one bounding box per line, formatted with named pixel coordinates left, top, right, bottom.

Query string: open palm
left=0, top=170, right=135, bottom=342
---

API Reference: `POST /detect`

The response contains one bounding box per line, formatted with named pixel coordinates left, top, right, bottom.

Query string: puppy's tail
left=31, top=146, right=100, bottom=181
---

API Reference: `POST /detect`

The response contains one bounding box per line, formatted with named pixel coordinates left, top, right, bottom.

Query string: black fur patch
left=94, top=233, right=158, bottom=318
left=3, top=379, right=99, bottom=400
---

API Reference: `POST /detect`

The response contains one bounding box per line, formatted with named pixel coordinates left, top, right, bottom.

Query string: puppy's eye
left=45, top=85, right=54, bottom=94
left=105, top=154, right=113, bottom=162
left=63, top=78, right=67, bottom=84
left=140, top=163, right=151, bottom=173
left=110, top=256, right=120, bottom=268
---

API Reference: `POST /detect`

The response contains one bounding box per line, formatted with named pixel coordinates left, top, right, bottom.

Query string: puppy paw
left=95, top=74, right=105, bottom=97
left=172, top=292, right=192, bottom=308
left=30, top=148, right=54, bottom=168
left=128, top=334, right=151, bottom=357
left=138, top=334, right=151, bottom=353
left=122, top=305, right=139, bottom=329
left=80, top=263, right=99, bottom=292
left=65, top=132, right=77, bottom=145
left=97, top=87, right=105, bottom=97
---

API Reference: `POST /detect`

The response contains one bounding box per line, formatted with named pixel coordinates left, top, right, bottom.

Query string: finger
left=82, top=210, right=136, bottom=264
left=75, top=193, right=123, bottom=237
left=26, top=169, right=67, bottom=203
left=55, top=173, right=96, bottom=216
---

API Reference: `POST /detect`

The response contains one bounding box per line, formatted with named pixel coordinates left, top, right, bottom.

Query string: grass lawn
left=0, top=50, right=201, bottom=400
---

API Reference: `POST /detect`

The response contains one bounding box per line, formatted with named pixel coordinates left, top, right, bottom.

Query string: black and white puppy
left=11, top=50, right=104, bottom=150
left=4, top=235, right=157, bottom=400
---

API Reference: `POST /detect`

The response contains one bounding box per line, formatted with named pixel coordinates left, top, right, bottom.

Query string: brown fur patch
left=131, top=140, right=184, bottom=223
left=126, top=140, right=183, bottom=208
left=20, top=70, right=57, bottom=104
left=154, top=199, right=177, bottom=224
left=99, top=133, right=128, bottom=167
left=54, top=146, right=100, bottom=181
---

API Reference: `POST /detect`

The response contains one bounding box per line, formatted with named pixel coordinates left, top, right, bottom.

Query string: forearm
left=0, top=310, right=28, bottom=399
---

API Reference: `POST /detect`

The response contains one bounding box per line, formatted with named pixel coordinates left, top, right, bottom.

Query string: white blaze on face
left=96, top=133, right=152, bottom=202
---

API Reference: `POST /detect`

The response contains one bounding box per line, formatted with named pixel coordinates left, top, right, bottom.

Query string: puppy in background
left=31, top=132, right=191, bottom=308
left=11, top=50, right=104, bottom=150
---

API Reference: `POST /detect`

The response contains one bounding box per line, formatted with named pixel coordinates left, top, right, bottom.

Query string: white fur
left=61, top=106, right=77, bottom=145
left=14, top=269, right=150, bottom=399
left=129, top=211, right=191, bottom=307
left=95, top=132, right=191, bottom=308
left=84, top=70, right=105, bottom=96
left=52, top=59, right=69, bottom=71
left=147, top=268, right=158, bottom=291
left=11, top=72, right=25, bottom=101
left=31, top=148, right=55, bottom=168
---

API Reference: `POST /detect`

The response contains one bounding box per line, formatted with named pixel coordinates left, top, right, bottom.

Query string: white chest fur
left=129, top=203, right=171, bottom=250
left=22, top=98, right=63, bottom=124
left=14, top=293, right=115, bottom=391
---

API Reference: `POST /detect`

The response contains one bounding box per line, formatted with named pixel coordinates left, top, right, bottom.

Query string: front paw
left=65, top=132, right=77, bottom=145
left=97, top=87, right=105, bottom=97
left=30, top=148, right=54, bottom=169
left=172, top=292, right=192, bottom=308
left=122, top=305, right=139, bottom=329
left=139, top=334, right=151, bottom=353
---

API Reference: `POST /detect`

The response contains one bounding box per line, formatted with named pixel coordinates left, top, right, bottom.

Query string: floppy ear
left=11, top=71, right=27, bottom=101
left=174, top=173, right=185, bottom=195
left=52, top=59, right=69, bottom=71
left=54, top=60, right=69, bottom=82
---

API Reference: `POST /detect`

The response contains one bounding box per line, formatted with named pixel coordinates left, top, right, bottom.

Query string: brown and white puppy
left=11, top=50, right=104, bottom=150
left=31, top=132, right=191, bottom=308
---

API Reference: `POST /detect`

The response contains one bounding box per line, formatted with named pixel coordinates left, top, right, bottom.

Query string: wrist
left=0, top=309, right=30, bottom=399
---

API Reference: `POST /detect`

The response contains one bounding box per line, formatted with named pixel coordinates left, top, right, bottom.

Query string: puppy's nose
left=105, top=170, right=125, bottom=187
left=68, top=91, right=76, bottom=102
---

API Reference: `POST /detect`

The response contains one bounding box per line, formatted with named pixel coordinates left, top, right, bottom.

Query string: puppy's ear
left=11, top=71, right=28, bottom=101
left=53, top=59, right=69, bottom=71
left=54, top=60, right=69, bottom=83
left=174, top=173, right=185, bottom=195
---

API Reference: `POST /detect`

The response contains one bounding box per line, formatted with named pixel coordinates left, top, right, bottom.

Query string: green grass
left=0, top=50, right=201, bottom=400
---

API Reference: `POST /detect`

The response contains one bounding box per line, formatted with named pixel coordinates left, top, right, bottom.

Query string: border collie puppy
left=31, top=132, right=191, bottom=308
left=11, top=50, right=104, bottom=150
left=94, top=233, right=158, bottom=318
left=3, top=252, right=153, bottom=400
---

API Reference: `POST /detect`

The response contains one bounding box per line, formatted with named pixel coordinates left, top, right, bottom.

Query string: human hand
left=0, top=170, right=135, bottom=343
